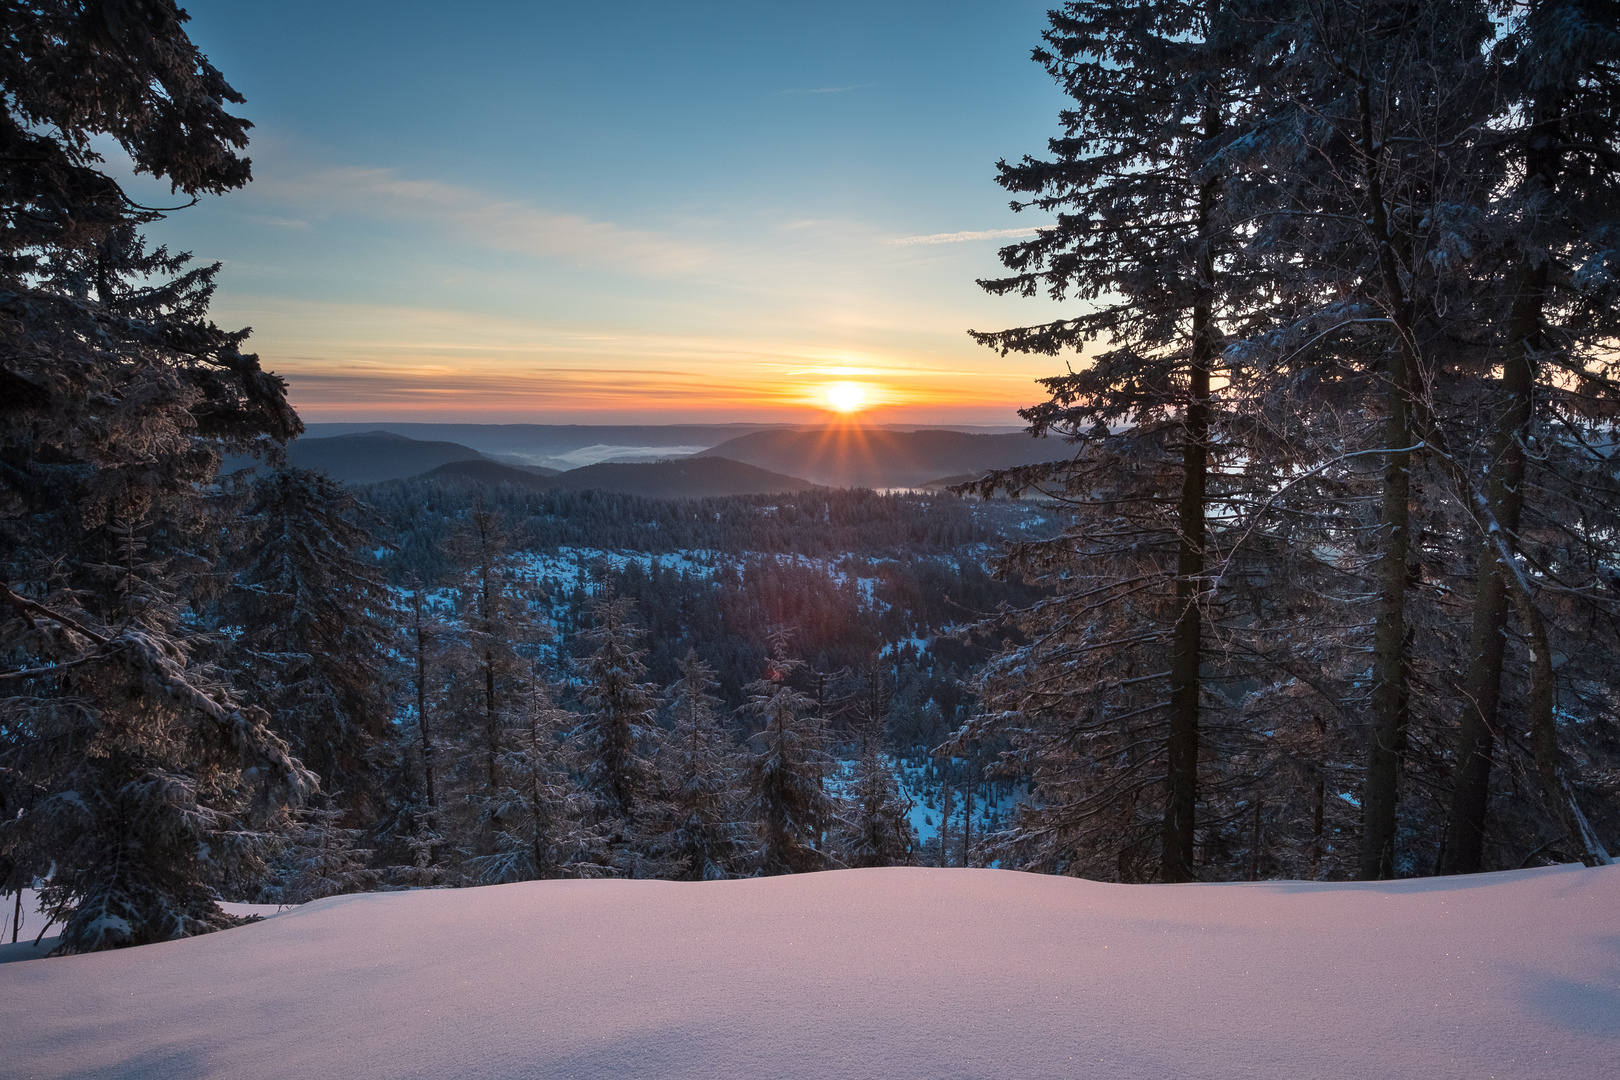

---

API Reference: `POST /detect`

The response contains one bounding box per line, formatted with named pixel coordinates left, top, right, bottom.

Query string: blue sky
left=140, top=1, right=1076, bottom=423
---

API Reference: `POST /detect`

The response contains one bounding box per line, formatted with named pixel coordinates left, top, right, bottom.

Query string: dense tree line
left=361, top=477, right=1053, bottom=580
left=967, top=0, right=1620, bottom=882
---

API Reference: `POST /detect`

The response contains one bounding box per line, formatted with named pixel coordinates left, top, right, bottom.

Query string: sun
left=825, top=381, right=868, bottom=413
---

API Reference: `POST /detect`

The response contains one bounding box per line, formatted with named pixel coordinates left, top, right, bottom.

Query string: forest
left=2, top=0, right=1618, bottom=959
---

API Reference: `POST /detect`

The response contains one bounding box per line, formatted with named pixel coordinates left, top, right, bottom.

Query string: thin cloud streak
left=887, top=226, right=1050, bottom=245
left=253, top=165, right=706, bottom=274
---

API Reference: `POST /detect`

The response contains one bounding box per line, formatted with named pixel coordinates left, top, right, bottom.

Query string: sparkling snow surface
left=3, top=865, right=1617, bottom=1079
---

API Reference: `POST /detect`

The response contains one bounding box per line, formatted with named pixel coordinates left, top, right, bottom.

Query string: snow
left=3, top=864, right=1616, bottom=1078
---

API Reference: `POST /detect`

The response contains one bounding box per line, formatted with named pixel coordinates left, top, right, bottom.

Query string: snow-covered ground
left=2, top=864, right=1615, bottom=1078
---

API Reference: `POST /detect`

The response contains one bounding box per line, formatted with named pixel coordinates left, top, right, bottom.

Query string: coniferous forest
left=2, top=0, right=1618, bottom=964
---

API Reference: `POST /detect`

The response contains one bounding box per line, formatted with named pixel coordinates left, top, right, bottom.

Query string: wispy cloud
left=245, top=213, right=313, bottom=230
left=253, top=165, right=705, bottom=275
left=777, top=84, right=868, bottom=95
left=886, top=227, right=1050, bottom=246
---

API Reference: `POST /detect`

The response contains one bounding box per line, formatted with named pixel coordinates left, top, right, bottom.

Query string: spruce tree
left=220, top=467, right=399, bottom=823
left=656, top=649, right=750, bottom=879
left=476, top=672, right=595, bottom=882
left=838, top=711, right=915, bottom=869
left=446, top=503, right=534, bottom=793
left=573, top=591, right=660, bottom=872
left=1440, top=0, right=1620, bottom=873
left=968, top=0, right=1266, bottom=880
left=0, top=2, right=309, bottom=952
left=743, top=632, right=838, bottom=875
left=265, top=803, right=378, bottom=904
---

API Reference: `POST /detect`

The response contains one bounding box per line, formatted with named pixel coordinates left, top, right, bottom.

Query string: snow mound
left=2, top=865, right=1616, bottom=1079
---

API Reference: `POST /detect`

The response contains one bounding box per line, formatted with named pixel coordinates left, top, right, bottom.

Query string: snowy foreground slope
left=2, top=865, right=1616, bottom=1080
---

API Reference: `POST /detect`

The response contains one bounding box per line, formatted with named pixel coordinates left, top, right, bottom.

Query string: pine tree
left=968, top=0, right=1270, bottom=881
left=1440, top=0, right=1620, bottom=873
left=1235, top=0, right=1524, bottom=877
left=744, top=632, right=838, bottom=875
left=391, top=809, right=448, bottom=889
left=446, top=503, right=535, bottom=793
left=572, top=591, right=660, bottom=872
left=0, top=2, right=309, bottom=952
left=658, top=649, right=750, bottom=880
left=405, top=576, right=444, bottom=835
left=837, top=711, right=915, bottom=869
left=475, top=672, right=595, bottom=883
left=220, top=467, right=399, bottom=823
left=265, top=803, right=377, bottom=904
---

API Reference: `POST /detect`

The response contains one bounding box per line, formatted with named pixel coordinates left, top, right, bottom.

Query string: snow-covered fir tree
left=391, top=809, right=449, bottom=889
left=0, top=4, right=310, bottom=951
left=572, top=591, right=661, bottom=874
left=265, top=803, right=378, bottom=904
left=219, top=466, right=400, bottom=823
left=657, top=649, right=750, bottom=880
left=837, top=713, right=916, bottom=869
left=445, top=503, right=542, bottom=794
left=475, top=673, right=598, bottom=882
left=743, top=632, right=839, bottom=875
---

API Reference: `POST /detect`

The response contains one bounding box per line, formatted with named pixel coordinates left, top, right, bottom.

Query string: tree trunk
left=1162, top=154, right=1221, bottom=884
left=1310, top=714, right=1326, bottom=876
left=484, top=651, right=499, bottom=791
left=1439, top=87, right=1559, bottom=874
left=414, top=593, right=435, bottom=811
left=962, top=765, right=973, bottom=869
left=1248, top=800, right=1262, bottom=881
left=1439, top=258, right=1543, bottom=873
left=1357, top=73, right=1417, bottom=882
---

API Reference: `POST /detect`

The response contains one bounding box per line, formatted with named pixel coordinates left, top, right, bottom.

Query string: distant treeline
left=364, top=479, right=1048, bottom=577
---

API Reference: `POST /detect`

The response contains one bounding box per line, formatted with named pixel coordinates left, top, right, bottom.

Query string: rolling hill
left=301, top=422, right=788, bottom=469
left=698, top=427, right=1062, bottom=489
left=220, top=431, right=486, bottom=485
left=415, top=456, right=815, bottom=498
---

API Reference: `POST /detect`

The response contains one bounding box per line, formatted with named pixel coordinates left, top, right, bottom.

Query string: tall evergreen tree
left=657, top=649, right=750, bottom=880
left=1236, top=0, right=1516, bottom=877
left=968, top=0, right=1266, bottom=880
left=0, top=2, right=308, bottom=952
left=220, top=467, right=399, bottom=823
left=264, top=802, right=378, bottom=904
left=476, top=672, right=595, bottom=883
left=446, top=503, right=536, bottom=794
left=1440, top=0, right=1620, bottom=873
left=743, top=632, right=838, bottom=876
left=837, top=709, right=915, bottom=869
left=573, top=591, right=660, bottom=871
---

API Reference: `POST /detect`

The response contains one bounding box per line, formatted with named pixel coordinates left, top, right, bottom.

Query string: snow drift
left=2, top=864, right=1616, bottom=1079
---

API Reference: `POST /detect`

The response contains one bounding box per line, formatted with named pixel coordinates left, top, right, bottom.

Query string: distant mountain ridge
left=222, top=431, right=483, bottom=485
left=300, top=423, right=789, bottom=466
left=414, top=456, right=815, bottom=498
left=227, top=426, right=1049, bottom=490
left=698, top=427, right=1061, bottom=489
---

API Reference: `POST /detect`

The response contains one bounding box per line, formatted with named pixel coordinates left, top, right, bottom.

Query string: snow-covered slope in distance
left=3, top=865, right=1615, bottom=1079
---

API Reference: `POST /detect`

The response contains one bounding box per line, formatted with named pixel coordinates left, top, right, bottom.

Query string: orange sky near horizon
left=223, top=296, right=1065, bottom=426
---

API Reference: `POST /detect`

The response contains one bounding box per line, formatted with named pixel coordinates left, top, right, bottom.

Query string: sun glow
left=825, top=381, right=869, bottom=413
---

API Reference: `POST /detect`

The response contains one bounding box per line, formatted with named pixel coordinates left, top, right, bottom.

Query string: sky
left=134, top=1, right=1079, bottom=425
